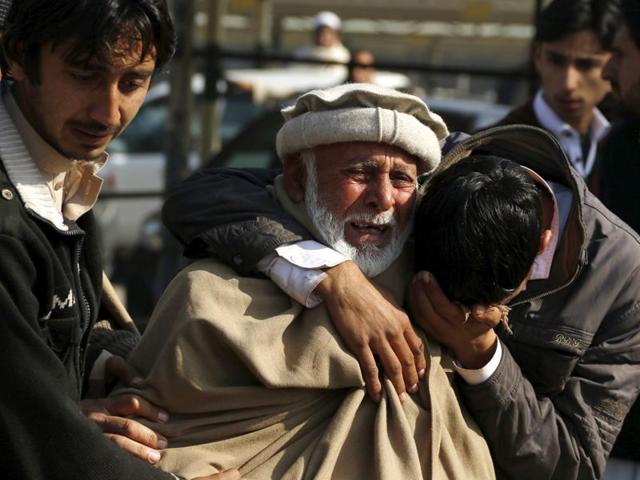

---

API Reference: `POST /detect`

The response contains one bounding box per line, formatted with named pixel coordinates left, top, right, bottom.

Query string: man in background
left=347, top=49, right=376, bottom=84
left=599, top=0, right=640, bottom=233
left=495, top=0, right=618, bottom=189
left=293, top=10, right=351, bottom=67
left=599, top=1, right=640, bottom=476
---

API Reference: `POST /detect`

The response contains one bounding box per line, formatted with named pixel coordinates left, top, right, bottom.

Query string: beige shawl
left=119, top=178, right=495, bottom=479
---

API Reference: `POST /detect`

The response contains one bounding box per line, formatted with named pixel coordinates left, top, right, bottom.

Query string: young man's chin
left=57, top=143, right=109, bottom=161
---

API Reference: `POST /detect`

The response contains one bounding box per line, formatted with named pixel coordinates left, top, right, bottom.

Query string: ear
left=2, top=42, right=28, bottom=82
left=7, top=60, right=27, bottom=82
left=283, top=155, right=306, bottom=203
left=538, top=228, right=553, bottom=255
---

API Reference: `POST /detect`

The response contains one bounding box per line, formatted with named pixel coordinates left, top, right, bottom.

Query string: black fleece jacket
left=0, top=163, right=174, bottom=479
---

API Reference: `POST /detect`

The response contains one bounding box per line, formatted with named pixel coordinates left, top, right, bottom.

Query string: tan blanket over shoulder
left=120, top=178, right=495, bottom=480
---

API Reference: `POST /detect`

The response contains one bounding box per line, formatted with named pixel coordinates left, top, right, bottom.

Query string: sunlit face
left=315, top=26, right=340, bottom=47
left=603, top=26, right=640, bottom=114
left=9, top=38, right=156, bottom=160
left=534, top=30, right=611, bottom=133
left=302, top=142, right=418, bottom=276
left=351, top=51, right=375, bottom=84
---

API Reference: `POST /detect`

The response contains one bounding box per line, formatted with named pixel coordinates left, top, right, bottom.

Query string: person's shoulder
left=608, top=117, right=640, bottom=140
left=147, top=257, right=297, bottom=338
left=0, top=165, right=30, bottom=237
left=583, top=191, right=640, bottom=262
left=486, top=99, right=536, bottom=130
left=172, top=257, right=287, bottom=303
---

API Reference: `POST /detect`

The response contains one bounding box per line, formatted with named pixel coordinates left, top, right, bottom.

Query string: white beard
left=303, top=156, right=412, bottom=278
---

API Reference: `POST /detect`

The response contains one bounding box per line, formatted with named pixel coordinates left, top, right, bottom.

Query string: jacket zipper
left=59, top=226, right=91, bottom=390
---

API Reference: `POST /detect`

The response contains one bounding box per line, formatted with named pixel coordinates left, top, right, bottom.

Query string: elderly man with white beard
left=115, top=84, right=496, bottom=479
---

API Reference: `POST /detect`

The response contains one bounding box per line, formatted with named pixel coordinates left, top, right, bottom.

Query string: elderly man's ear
left=283, top=155, right=307, bottom=203
left=539, top=228, right=553, bottom=254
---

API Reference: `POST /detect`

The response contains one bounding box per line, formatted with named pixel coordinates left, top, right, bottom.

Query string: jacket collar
left=0, top=89, right=105, bottom=231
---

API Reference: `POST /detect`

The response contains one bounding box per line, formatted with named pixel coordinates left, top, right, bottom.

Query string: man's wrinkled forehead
left=315, top=141, right=418, bottom=170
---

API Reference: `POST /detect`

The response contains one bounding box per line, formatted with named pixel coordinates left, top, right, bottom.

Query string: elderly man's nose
left=365, top=177, right=394, bottom=211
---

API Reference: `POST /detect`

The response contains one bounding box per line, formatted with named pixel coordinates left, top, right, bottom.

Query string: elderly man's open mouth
left=346, top=220, right=393, bottom=246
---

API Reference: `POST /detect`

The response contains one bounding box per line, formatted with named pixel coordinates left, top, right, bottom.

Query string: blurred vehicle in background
left=227, top=65, right=411, bottom=102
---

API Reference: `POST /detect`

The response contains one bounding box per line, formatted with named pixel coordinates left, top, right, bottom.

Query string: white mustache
left=345, top=210, right=397, bottom=227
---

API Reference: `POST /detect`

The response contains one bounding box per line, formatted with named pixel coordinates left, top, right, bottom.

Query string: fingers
left=105, top=355, right=144, bottom=387
left=194, top=469, right=242, bottom=480
left=375, top=342, right=407, bottom=400
left=80, top=398, right=109, bottom=416
left=318, top=263, right=425, bottom=402
left=89, top=412, right=168, bottom=451
left=471, top=304, right=503, bottom=329
left=409, top=273, right=440, bottom=334
left=417, top=272, right=464, bottom=323
left=105, top=394, right=169, bottom=423
left=410, top=272, right=469, bottom=337
left=105, top=431, right=164, bottom=464
left=387, top=331, right=419, bottom=395
left=355, top=344, right=382, bottom=402
left=404, top=329, right=427, bottom=381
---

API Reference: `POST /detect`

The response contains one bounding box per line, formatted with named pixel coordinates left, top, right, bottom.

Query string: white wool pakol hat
left=276, top=83, right=449, bottom=174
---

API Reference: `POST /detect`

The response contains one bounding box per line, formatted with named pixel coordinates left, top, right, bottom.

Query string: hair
left=414, top=155, right=543, bottom=306
left=534, top=0, right=621, bottom=49
left=0, top=0, right=176, bottom=82
left=621, top=0, right=640, bottom=48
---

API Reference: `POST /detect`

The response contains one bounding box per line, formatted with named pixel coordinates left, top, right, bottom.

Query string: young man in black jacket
left=0, top=1, right=237, bottom=479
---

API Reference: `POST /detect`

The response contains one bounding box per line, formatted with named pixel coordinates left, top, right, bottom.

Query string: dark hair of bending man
left=414, top=156, right=543, bottom=308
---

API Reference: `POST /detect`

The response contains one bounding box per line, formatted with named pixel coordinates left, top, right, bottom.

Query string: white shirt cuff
left=256, top=241, right=350, bottom=308
left=453, top=340, right=502, bottom=385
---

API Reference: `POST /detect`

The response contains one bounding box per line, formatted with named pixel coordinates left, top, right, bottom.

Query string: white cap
left=313, top=11, right=342, bottom=31
left=276, top=83, right=449, bottom=175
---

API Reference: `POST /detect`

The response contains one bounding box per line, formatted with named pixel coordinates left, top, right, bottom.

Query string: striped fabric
left=0, top=0, right=10, bottom=30
left=0, top=94, right=69, bottom=231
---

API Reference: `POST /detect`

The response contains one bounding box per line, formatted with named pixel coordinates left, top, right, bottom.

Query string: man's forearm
left=457, top=345, right=623, bottom=480
left=162, top=167, right=312, bottom=274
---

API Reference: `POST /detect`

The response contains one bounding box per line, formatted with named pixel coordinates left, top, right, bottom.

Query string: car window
left=108, top=94, right=263, bottom=155
left=109, top=100, right=173, bottom=154
left=206, top=108, right=283, bottom=170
